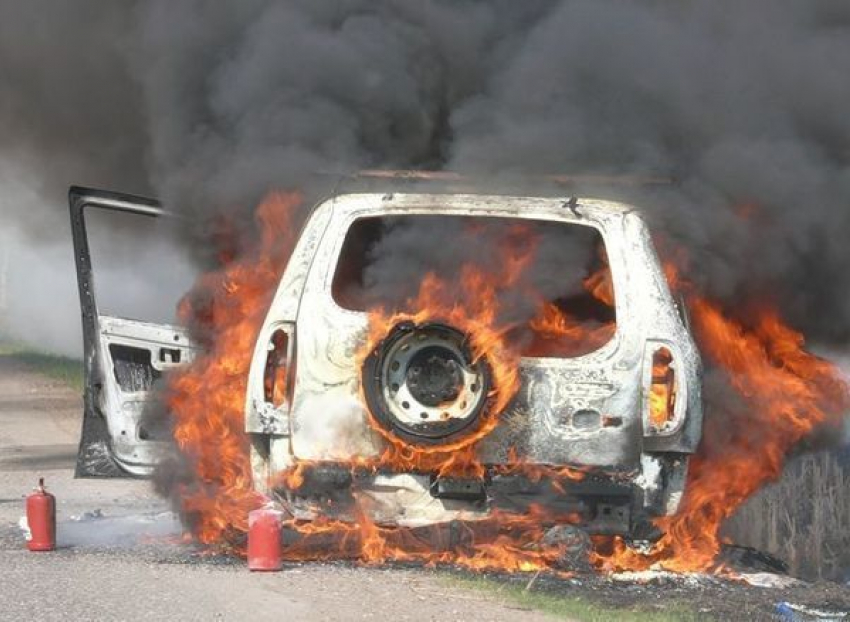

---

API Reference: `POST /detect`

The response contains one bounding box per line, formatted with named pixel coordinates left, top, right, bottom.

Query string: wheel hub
left=406, top=347, right=464, bottom=406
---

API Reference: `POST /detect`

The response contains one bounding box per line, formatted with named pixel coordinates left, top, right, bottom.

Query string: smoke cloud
left=2, top=0, right=850, bottom=350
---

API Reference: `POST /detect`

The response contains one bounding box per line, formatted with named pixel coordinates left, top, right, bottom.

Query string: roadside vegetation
left=726, top=450, right=850, bottom=582
left=448, top=575, right=710, bottom=622
left=0, top=339, right=83, bottom=392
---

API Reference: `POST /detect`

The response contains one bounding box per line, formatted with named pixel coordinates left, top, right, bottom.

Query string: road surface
left=0, top=355, right=555, bottom=622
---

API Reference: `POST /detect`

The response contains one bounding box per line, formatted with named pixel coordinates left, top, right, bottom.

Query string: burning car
left=70, top=182, right=702, bottom=541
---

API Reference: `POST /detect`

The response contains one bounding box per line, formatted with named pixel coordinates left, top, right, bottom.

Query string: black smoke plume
left=2, top=0, right=849, bottom=344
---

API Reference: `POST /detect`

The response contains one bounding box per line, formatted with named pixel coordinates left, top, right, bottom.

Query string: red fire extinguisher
left=25, top=477, right=56, bottom=552
left=247, top=506, right=283, bottom=571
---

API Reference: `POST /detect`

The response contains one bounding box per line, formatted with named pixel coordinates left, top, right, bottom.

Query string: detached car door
left=70, top=186, right=195, bottom=477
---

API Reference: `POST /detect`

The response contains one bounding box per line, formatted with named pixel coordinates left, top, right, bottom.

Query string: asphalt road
left=0, top=356, right=555, bottom=622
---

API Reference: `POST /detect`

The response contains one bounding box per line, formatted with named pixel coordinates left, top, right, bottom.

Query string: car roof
left=325, top=192, right=639, bottom=220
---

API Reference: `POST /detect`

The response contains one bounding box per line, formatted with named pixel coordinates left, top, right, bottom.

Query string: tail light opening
left=263, top=324, right=295, bottom=410
left=644, top=344, right=683, bottom=435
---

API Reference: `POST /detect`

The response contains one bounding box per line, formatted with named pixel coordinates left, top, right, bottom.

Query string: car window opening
left=332, top=214, right=616, bottom=358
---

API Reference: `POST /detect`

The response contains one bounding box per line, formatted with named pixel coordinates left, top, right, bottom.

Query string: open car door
left=70, top=186, right=195, bottom=477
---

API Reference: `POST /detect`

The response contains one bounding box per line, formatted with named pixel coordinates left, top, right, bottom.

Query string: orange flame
left=594, top=265, right=849, bottom=572
left=355, top=264, right=525, bottom=478
left=165, top=195, right=848, bottom=576
left=165, top=192, right=301, bottom=544
left=526, top=252, right=616, bottom=357
left=277, top=505, right=585, bottom=574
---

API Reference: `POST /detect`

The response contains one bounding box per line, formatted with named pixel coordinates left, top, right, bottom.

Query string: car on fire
left=70, top=178, right=702, bottom=540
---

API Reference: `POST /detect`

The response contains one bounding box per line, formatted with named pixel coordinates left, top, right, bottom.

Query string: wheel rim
left=362, top=321, right=493, bottom=444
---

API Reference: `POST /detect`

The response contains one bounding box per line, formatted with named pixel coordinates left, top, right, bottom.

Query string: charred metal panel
left=93, top=316, right=194, bottom=475
left=244, top=201, right=333, bottom=441
left=476, top=363, right=644, bottom=468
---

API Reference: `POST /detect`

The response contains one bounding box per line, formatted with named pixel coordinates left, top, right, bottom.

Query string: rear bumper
left=272, top=455, right=688, bottom=538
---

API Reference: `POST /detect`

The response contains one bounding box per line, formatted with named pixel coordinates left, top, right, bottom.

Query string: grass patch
left=0, top=340, right=83, bottom=392
left=450, top=575, right=710, bottom=622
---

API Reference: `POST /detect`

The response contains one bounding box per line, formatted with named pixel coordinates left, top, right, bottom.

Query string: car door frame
left=69, top=186, right=188, bottom=477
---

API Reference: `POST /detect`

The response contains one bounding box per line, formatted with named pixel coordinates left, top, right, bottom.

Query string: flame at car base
left=165, top=193, right=849, bottom=575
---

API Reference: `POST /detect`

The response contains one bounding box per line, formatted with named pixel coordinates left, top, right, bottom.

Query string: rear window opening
left=332, top=214, right=616, bottom=358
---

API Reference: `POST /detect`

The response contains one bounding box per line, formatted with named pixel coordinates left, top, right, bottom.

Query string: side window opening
left=331, top=214, right=617, bottom=358
left=85, top=207, right=196, bottom=324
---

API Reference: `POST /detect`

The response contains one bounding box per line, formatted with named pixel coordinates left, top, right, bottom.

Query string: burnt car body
left=71, top=184, right=702, bottom=538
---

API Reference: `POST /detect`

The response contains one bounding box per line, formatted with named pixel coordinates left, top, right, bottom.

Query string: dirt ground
left=1, top=353, right=848, bottom=622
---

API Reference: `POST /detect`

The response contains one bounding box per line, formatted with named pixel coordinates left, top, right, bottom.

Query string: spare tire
left=361, top=321, right=494, bottom=446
